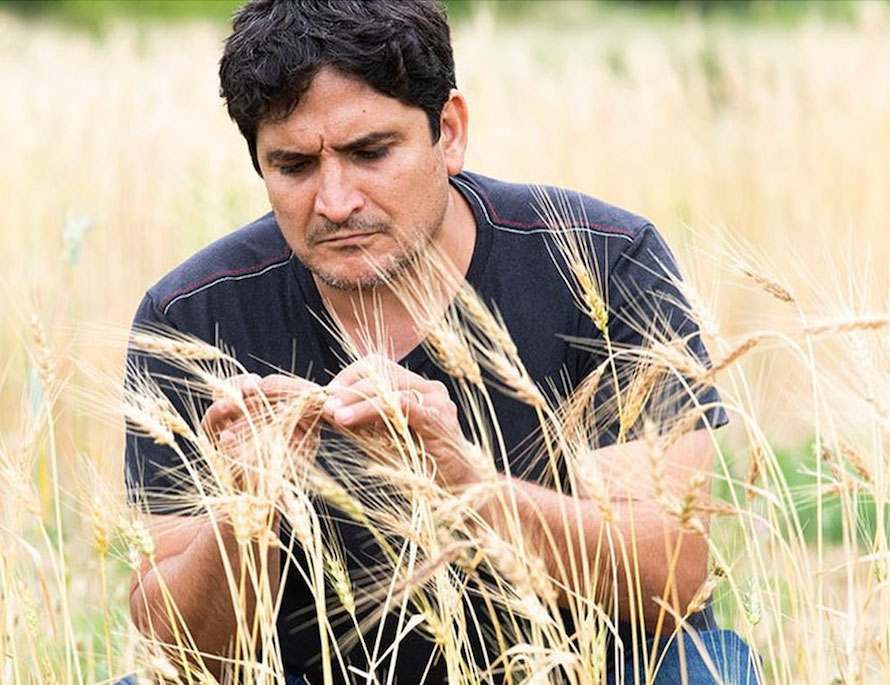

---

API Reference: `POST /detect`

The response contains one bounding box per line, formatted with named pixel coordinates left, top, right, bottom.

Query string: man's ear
left=438, top=90, right=468, bottom=176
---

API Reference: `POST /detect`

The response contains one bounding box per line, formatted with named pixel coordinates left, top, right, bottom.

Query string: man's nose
left=313, top=162, right=363, bottom=225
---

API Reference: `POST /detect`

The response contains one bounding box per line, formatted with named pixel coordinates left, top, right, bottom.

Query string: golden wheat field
left=1, top=3, right=889, bottom=683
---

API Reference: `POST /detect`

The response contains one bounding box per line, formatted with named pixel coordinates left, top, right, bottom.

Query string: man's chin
left=314, top=272, right=386, bottom=292
left=309, top=253, right=418, bottom=292
left=311, top=266, right=402, bottom=292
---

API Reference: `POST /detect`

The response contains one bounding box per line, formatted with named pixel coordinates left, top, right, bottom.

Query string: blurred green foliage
left=1, top=0, right=241, bottom=27
left=712, top=443, right=887, bottom=548
left=446, top=0, right=867, bottom=25
left=0, top=0, right=874, bottom=30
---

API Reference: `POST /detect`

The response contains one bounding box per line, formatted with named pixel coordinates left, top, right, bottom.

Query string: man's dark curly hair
left=219, top=0, right=457, bottom=175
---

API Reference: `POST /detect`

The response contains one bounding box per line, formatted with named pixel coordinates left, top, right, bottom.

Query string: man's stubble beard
left=311, top=241, right=424, bottom=291
left=304, top=212, right=445, bottom=293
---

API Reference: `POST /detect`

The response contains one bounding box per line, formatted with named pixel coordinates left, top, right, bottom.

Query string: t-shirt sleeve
left=580, top=224, right=728, bottom=446
left=124, top=293, right=209, bottom=515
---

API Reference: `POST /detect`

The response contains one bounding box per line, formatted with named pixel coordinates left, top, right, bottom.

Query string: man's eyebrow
left=265, top=149, right=312, bottom=164
left=334, top=131, right=401, bottom=153
left=264, top=131, right=402, bottom=165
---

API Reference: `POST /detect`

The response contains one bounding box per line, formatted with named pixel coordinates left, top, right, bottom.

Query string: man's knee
left=613, top=629, right=760, bottom=684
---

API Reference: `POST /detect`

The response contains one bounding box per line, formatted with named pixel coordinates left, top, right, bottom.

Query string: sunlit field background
left=2, top=1, right=889, bottom=682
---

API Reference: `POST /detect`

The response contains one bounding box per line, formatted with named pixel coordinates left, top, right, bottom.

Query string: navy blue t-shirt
left=125, top=171, right=726, bottom=681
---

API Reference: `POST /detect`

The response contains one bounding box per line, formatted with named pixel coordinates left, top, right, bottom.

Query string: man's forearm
left=478, top=476, right=708, bottom=632
left=129, top=514, right=280, bottom=675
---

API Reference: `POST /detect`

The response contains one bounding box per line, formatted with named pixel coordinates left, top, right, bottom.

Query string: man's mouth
left=317, top=231, right=379, bottom=246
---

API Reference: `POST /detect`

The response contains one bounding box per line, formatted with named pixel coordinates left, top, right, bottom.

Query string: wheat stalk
left=804, top=314, right=890, bottom=337
left=324, top=551, right=356, bottom=617
left=686, top=574, right=720, bottom=615
left=129, top=330, right=229, bottom=361
left=746, top=447, right=762, bottom=506
left=740, top=266, right=795, bottom=303
left=617, top=359, right=661, bottom=442
left=706, top=334, right=763, bottom=379
left=561, top=362, right=607, bottom=436
left=840, top=442, right=872, bottom=484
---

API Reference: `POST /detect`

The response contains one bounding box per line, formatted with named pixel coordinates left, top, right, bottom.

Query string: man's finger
left=323, top=377, right=378, bottom=415
left=328, top=361, right=371, bottom=391
left=323, top=376, right=418, bottom=423
left=202, top=398, right=242, bottom=437
left=326, top=388, right=431, bottom=429
left=260, top=373, right=323, bottom=400
left=326, top=362, right=434, bottom=404
left=212, top=372, right=262, bottom=401
left=328, top=354, right=414, bottom=391
left=219, top=428, right=237, bottom=448
left=205, top=372, right=262, bottom=435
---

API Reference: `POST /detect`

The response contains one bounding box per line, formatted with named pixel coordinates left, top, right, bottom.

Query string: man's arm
left=324, top=357, right=714, bottom=633
left=128, top=373, right=319, bottom=677
left=478, top=429, right=713, bottom=632
left=129, top=513, right=279, bottom=677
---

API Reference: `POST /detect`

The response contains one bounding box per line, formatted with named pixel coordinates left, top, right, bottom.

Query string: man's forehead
left=266, top=71, right=393, bottom=128
left=261, top=106, right=374, bottom=147
left=258, top=98, right=420, bottom=155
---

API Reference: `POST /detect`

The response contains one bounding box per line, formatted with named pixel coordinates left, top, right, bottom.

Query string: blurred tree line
left=0, top=0, right=870, bottom=29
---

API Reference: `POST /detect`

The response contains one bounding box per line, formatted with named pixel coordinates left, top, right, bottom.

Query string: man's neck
left=315, top=183, right=476, bottom=361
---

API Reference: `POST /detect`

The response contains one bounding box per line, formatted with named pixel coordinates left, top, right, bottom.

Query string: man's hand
left=201, top=373, right=326, bottom=488
left=322, top=356, right=476, bottom=488
left=201, top=372, right=263, bottom=444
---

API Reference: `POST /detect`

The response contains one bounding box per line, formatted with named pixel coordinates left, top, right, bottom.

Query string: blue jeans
left=114, top=673, right=306, bottom=685
left=118, top=630, right=756, bottom=684
left=608, top=629, right=759, bottom=684
left=115, top=674, right=309, bottom=684
left=285, top=632, right=758, bottom=683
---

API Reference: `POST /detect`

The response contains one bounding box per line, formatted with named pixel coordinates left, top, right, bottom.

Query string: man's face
left=256, top=68, right=461, bottom=291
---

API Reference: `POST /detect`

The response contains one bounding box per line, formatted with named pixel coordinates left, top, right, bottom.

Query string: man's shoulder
left=145, top=212, right=292, bottom=318
left=455, top=170, right=651, bottom=242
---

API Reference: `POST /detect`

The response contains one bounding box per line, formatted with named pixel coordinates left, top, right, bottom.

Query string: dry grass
left=1, top=4, right=889, bottom=683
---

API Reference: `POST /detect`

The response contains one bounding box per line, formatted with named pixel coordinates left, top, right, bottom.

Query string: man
left=125, top=1, right=754, bottom=683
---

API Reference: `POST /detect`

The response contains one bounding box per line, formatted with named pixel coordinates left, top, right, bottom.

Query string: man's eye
left=354, top=147, right=388, bottom=162
left=280, top=161, right=310, bottom=176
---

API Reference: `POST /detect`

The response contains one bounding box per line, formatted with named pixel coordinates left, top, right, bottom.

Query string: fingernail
left=324, top=396, right=343, bottom=413
left=334, top=407, right=353, bottom=424
left=220, top=429, right=235, bottom=447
